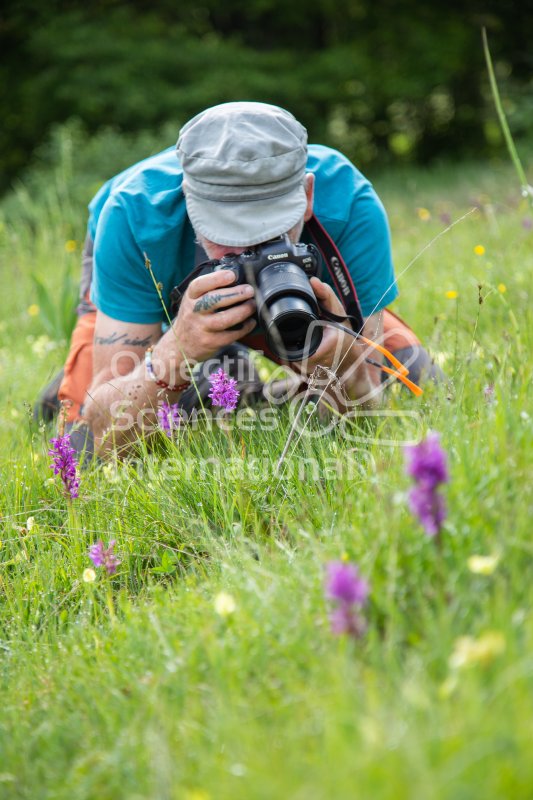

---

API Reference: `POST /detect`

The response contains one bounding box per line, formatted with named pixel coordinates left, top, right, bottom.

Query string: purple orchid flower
left=208, top=368, right=240, bottom=412
left=89, top=539, right=121, bottom=575
left=325, top=561, right=369, bottom=606
left=404, top=431, right=449, bottom=537
left=157, top=401, right=183, bottom=437
left=325, top=560, right=369, bottom=639
left=48, top=433, right=80, bottom=499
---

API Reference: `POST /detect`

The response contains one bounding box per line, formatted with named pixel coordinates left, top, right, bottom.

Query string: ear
left=303, top=173, right=315, bottom=222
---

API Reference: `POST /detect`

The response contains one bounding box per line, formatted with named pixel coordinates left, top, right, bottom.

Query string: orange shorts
left=59, top=308, right=420, bottom=422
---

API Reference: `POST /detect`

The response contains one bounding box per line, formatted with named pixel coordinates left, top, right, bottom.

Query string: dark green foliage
left=1, top=0, right=532, bottom=193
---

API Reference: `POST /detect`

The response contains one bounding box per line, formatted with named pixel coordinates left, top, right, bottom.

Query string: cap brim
left=185, top=184, right=308, bottom=248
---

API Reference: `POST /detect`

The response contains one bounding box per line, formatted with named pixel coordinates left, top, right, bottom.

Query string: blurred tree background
left=1, top=0, right=532, bottom=196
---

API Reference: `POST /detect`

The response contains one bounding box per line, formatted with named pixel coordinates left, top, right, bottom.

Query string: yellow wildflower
left=467, top=554, right=500, bottom=575
left=417, top=207, right=431, bottom=221
left=474, top=244, right=485, bottom=256
left=64, top=240, right=77, bottom=253
left=497, top=283, right=507, bottom=294
left=102, top=462, right=120, bottom=484
left=214, top=591, right=236, bottom=618
left=445, top=290, right=459, bottom=299
left=26, top=517, right=36, bottom=531
left=27, top=304, right=40, bottom=317
left=449, top=631, right=505, bottom=670
left=83, top=568, right=97, bottom=583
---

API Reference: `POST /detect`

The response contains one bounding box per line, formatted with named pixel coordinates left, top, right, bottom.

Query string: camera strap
left=305, top=215, right=365, bottom=334
left=169, top=257, right=220, bottom=317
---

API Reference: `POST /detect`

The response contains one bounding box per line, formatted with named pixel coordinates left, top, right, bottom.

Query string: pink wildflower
left=89, top=539, right=121, bottom=575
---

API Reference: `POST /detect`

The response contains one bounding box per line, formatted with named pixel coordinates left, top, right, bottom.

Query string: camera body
left=211, top=235, right=319, bottom=284
left=199, top=235, right=323, bottom=361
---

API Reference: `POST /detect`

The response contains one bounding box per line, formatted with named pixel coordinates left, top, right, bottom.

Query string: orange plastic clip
left=379, top=364, right=424, bottom=396
left=358, top=335, right=409, bottom=376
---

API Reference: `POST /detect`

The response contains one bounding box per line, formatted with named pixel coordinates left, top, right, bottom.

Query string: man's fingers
left=309, top=276, right=330, bottom=300
left=188, top=269, right=236, bottom=299
left=205, top=300, right=257, bottom=332
left=310, top=277, right=345, bottom=315
left=213, top=318, right=257, bottom=346
left=191, top=285, right=254, bottom=314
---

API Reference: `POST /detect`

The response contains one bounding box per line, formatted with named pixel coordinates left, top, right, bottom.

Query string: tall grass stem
left=482, top=27, right=533, bottom=207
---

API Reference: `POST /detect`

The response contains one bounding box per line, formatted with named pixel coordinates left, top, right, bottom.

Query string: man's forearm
left=84, top=362, right=158, bottom=455
left=84, top=342, right=188, bottom=456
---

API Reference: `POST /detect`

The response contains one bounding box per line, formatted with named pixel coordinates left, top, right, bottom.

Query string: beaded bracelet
left=144, top=346, right=190, bottom=393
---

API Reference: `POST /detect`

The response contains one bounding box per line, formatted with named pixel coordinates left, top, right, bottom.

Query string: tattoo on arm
left=95, top=331, right=154, bottom=347
left=193, top=292, right=241, bottom=313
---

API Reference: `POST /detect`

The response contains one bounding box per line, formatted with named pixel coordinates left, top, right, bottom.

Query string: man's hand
left=302, top=277, right=362, bottom=372
left=153, top=269, right=257, bottom=382
left=287, top=276, right=364, bottom=378
left=153, top=269, right=256, bottom=384
left=288, top=277, right=383, bottom=406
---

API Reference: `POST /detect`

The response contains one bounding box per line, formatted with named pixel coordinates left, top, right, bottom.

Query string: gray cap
left=176, top=101, right=308, bottom=247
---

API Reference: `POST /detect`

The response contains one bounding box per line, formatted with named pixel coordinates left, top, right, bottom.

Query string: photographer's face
left=193, top=174, right=315, bottom=261
left=198, top=218, right=306, bottom=261
left=198, top=239, right=247, bottom=261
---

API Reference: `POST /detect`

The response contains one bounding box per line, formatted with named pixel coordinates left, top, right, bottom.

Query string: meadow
left=0, top=140, right=532, bottom=799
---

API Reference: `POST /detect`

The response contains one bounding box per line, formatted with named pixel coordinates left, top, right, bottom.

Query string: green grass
left=0, top=152, right=532, bottom=799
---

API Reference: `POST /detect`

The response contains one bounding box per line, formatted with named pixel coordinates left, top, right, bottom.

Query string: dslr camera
left=173, top=235, right=323, bottom=361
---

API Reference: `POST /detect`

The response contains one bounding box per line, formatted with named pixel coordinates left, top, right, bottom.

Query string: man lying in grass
left=39, top=101, right=441, bottom=457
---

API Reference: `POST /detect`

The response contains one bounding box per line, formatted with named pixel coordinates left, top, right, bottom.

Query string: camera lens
left=265, top=298, right=322, bottom=361
left=256, top=263, right=323, bottom=361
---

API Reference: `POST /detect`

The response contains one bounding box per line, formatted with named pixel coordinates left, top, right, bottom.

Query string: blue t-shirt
left=89, top=144, right=398, bottom=323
